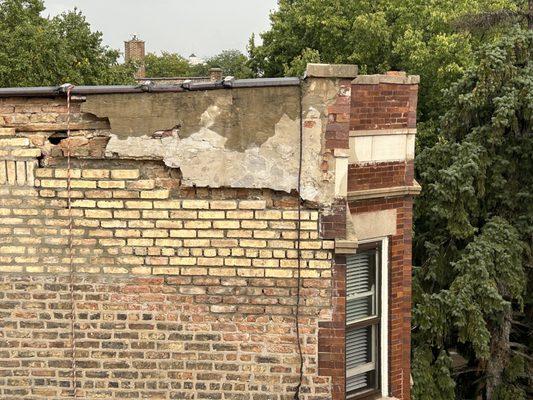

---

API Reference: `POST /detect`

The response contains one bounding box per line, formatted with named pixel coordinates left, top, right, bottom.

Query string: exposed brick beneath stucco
left=320, top=200, right=347, bottom=240
left=325, top=79, right=351, bottom=150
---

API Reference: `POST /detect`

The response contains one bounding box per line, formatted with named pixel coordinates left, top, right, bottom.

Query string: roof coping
left=305, top=63, right=358, bottom=79
left=0, top=78, right=301, bottom=97
left=352, top=73, right=420, bottom=85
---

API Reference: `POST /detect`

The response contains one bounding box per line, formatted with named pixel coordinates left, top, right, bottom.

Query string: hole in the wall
left=48, top=131, right=68, bottom=145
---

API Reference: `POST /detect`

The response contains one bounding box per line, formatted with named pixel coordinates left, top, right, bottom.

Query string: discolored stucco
left=82, top=82, right=340, bottom=203
left=81, top=87, right=300, bottom=152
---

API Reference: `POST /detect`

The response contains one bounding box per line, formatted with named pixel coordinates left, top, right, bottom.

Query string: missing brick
left=47, top=131, right=68, bottom=145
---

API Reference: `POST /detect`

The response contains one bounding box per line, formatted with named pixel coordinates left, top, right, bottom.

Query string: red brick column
left=348, top=72, right=419, bottom=400
left=318, top=255, right=346, bottom=399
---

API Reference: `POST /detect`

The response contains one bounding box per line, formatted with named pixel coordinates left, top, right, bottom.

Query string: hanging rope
left=63, top=84, right=78, bottom=398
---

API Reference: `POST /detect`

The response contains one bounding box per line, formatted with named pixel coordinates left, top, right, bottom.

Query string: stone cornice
left=352, top=74, right=420, bottom=85
left=349, top=128, right=417, bottom=137
left=348, top=181, right=422, bottom=202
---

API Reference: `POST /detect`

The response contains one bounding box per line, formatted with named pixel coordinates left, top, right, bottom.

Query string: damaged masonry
left=0, top=64, right=420, bottom=400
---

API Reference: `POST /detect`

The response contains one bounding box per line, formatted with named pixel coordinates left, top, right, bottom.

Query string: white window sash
left=347, top=361, right=376, bottom=377
left=350, top=237, right=389, bottom=398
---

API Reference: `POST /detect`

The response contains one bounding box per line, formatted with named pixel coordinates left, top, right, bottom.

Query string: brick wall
left=317, top=256, right=345, bottom=400
left=347, top=161, right=414, bottom=192
left=344, top=72, right=418, bottom=400
left=350, top=78, right=418, bottom=131
left=349, top=197, right=413, bottom=400
left=0, top=127, right=337, bottom=399
left=0, top=67, right=418, bottom=400
left=0, top=274, right=334, bottom=399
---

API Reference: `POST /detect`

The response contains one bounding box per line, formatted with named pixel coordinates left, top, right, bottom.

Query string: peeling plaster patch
left=105, top=110, right=325, bottom=202
left=82, top=88, right=299, bottom=152
left=99, top=81, right=341, bottom=204
left=165, top=113, right=300, bottom=193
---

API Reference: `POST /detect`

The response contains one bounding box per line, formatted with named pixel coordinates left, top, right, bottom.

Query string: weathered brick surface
left=0, top=274, right=336, bottom=400
left=325, top=79, right=351, bottom=150
left=348, top=160, right=414, bottom=191
left=0, top=134, right=336, bottom=398
left=0, top=169, right=332, bottom=277
left=348, top=196, right=413, bottom=400
left=350, top=83, right=418, bottom=131
left=320, top=200, right=347, bottom=240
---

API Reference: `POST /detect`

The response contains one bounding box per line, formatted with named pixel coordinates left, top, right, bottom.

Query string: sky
left=42, top=0, right=278, bottom=59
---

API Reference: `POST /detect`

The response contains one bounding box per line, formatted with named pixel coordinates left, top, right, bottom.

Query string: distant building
left=124, top=37, right=220, bottom=84
left=188, top=53, right=205, bottom=66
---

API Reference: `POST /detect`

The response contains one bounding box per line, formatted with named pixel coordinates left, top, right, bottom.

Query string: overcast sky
left=42, top=0, right=278, bottom=59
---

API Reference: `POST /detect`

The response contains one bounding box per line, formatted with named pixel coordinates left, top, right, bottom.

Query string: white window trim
left=357, top=236, right=389, bottom=398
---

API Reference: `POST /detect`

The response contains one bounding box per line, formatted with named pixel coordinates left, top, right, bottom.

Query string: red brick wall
left=350, top=83, right=418, bottom=131
left=318, top=256, right=346, bottom=400
left=339, top=73, right=418, bottom=400
left=348, top=161, right=414, bottom=192
left=325, top=79, right=352, bottom=149
left=0, top=274, right=333, bottom=399
left=349, top=196, right=413, bottom=400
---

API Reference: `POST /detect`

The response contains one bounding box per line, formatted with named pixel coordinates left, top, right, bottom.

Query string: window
left=346, top=241, right=388, bottom=399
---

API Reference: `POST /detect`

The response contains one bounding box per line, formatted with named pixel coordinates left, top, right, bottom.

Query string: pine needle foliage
left=413, top=28, right=532, bottom=399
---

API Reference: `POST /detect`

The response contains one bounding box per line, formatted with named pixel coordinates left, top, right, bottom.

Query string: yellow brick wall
left=0, top=126, right=337, bottom=399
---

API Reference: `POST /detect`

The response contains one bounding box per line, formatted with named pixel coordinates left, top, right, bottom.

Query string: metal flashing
left=0, top=78, right=301, bottom=97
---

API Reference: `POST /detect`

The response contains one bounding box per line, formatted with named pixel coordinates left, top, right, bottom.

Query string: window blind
left=346, top=248, right=379, bottom=396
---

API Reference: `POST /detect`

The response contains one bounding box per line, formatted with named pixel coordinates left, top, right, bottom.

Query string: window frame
left=345, top=238, right=389, bottom=400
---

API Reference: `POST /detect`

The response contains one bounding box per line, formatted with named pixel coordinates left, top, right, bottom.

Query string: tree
left=144, top=49, right=254, bottom=79
left=249, top=0, right=519, bottom=122
left=144, top=52, right=190, bottom=78
left=413, top=28, right=532, bottom=399
left=0, top=0, right=136, bottom=87
left=205, top=50, right=253, bottom=79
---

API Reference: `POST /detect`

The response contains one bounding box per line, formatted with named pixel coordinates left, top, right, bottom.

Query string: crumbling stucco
left=82, top=87, right=299, bottom=152
left=82, top=82, right=340, bottom=203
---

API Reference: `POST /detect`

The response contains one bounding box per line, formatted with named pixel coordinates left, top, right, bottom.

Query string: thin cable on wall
left=63, top=84, right=78, bottom=398
left=293, top=79, right=305, bottom=400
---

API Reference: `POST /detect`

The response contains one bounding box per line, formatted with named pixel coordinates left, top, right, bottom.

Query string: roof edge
left=0, top=78, right=301, bottom=97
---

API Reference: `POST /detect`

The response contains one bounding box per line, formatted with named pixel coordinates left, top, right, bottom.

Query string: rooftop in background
left=124, top=36, right=214, bottom=84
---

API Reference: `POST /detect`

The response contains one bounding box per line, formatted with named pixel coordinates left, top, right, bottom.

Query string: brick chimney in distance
left=209, top=68, right=223, bottom=81
left=125, top=35, right=146, bottom=79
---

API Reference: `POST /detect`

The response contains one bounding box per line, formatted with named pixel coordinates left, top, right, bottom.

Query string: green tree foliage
left=0, top=0, right=136, bottom=86
left=205, top=50, right=253, bottom=79
left=145, top=49, right=253, bottom=79
left=249, top=0, right=519, bottom=121
left=144, top=52, right=190, bottom=78
left=413, top=28, right=532, bottom=399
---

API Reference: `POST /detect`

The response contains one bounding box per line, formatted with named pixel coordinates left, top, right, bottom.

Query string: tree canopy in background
left=0, top=0, right=136, bottom=86
left=413, top=28, right=532, bottom=399
left=249, top=0, right=520, bottom=123
left=144, top=52, right=191, bottom=78
left=145, top=49, right=253, bottom=79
